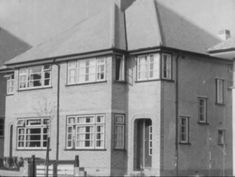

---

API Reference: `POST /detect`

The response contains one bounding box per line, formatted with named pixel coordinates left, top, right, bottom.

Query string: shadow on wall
left=0, top=27, right=31, bottom=66
left=156, top=1, right=220, bottom=53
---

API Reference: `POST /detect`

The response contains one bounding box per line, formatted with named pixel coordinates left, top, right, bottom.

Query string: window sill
left=179, top=142, right=191, bottom=145
left=114, top=80, right=126, bottom=84
left=6, top=93, right=14, bottom=96
left=18, top=86, right=52, bottom=92
left=64, top=148, right=107, bottom=151
left=135, top=79, right=161, bottom=83
left=16, top=148, right=51, bottom=151
left=215, top=102, right=225, bottom=106
left=113, top=148, right=126, bottom=151
left=198, top=121, right=209, bottom=125
left=161, top=78, right=174, bottom=82
left=66, top=80, right=107, bottom=87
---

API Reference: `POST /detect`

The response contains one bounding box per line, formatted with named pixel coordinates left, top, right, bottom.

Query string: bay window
left=66, top=114, right=105, bottom=149
left=19, top=65, right=51, bottom=89
left=17, top=118, right=50, bottom=149
left=67, top=57, right=106, bottom=84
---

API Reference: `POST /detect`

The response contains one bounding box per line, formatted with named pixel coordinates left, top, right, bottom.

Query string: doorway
left=134, top=119, right=152, bottom=170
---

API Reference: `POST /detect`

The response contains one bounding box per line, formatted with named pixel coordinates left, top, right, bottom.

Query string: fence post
left=74, top=155, right=80, bottom=177
left=28, top=155, right=36, bottom=177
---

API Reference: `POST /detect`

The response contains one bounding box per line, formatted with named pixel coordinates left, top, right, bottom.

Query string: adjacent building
left=1, top=0, right=234, bottom=176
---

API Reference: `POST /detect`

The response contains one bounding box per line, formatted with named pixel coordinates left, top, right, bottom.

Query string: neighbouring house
left=1, top=0, right=235, bottom=176
left=0, top=28, right=30, bottom=158
left=208, top=35, right=235, bottom=176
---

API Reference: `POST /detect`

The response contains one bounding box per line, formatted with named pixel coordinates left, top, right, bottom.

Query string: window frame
left=18, top=65, right=52, bottom=90
left=179, top=116, right=190, bottom=144
left=198, top=97, right=208, bottom=124
left=67, top=57, right=107, bottom=85
left=218, top=129, right=226, bottom=146
left=136, top=53, right=160, bottom=81
left=161, top=53, right=172, bottom=80
left=149, top=125, right=152, bottom=156
left=6, top=73, right=15, bottom=94
left=215, top=78, right=225, bottom=105
left=66, top=114, right=105, bottom=150
left=115, top=56, right=125, bottom=81
left=114, top=114, right=125, bottom=150
left=0, top=119, right=4, bottom=137
left=16, top=117, right=50, bottom=150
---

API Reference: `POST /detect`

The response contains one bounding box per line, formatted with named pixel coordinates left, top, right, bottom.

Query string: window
left=179, top=117, right=189, bottom=144
left=17, top=118, right=50, bottom=149
left=19, top=65, right=51, bottom=89
left=198, top=97, right=207, bottom=123
left=137, top=54, right=160, bottom=81
left=149, top=125, right=152, bottom=156
left=161, top=53, right=172, bottom=79
left=114, top=114, right=125, bottom=149
left=66, top=115, right=105, bottom=149
left=6, top=74, right=14, bottom=94
left=216, top=79, right=224, bottom=104
left=0, top=119, right=4, bottom=137
left=116, top=56, right=125, bottom=81
left=218, top=129, right=225, bottom=146
left=67, top=57, right=106, bottom=84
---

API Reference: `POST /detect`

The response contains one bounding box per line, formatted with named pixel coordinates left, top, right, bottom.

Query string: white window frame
left=19, top=65, right=52, bottom=90
left=179, top=116, right=189, bottom=144
left=114, top=114, right=125, bottom=149
left=66, top=114, right=105, bottom=149
left=216, top=78, right=224, bottom=104
left=6, top=74, right=14, bottom=94
left=136, top=54, right=160, bottom=81
left=16, top=117, right=50, bottom=149
left=149, top=125, right=152, bottom=156
left=198, top=97, right=208, bottom=123
left=67, top=57, right=106, bottom=85
left=161, top=53, right=172, bottom=80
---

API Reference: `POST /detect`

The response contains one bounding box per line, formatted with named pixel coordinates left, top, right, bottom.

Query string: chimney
left=218, top=29, right=231, bottom=40
left=116, top=0, right=135, bottom=11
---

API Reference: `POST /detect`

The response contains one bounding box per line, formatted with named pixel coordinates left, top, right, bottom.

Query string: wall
left=161, top=52, right=233, bottom=176
left=126, top=55, right=162, bottom=176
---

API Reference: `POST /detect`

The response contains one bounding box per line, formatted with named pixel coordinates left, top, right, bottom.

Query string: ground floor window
left=114, top=114, right=125, bottom=149
left=17, top=118, right=50, bottom=149
left=66, top=114, right=105, bottom=149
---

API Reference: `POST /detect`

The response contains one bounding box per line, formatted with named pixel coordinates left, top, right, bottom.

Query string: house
left=1, top=0, right=235, bottom=176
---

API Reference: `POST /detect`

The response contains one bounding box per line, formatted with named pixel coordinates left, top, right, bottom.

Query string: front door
left=135, top=119, right=152, bottom=170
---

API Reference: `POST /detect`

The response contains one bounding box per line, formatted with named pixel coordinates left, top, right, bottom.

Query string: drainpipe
left=175, top=54, right=180, bottom=176
left=54, top=61, right=61, bottom=177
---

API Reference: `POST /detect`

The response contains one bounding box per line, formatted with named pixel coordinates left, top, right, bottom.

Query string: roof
left=208, top=37, right=235, bottom=53
left=3, top=0, right=235, bottom=65
left=6, top=4, right=126, bottom=65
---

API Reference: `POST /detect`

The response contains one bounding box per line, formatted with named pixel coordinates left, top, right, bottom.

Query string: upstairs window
left=216, top=79, right=224, bottom=104
left=116, top=56, right=125, bottom=81
left=161, top=53, right=172, bottom=80
left=0, top=119, right=4, bottom=137
left=19, top=65, right=51, bottom=89
left=137, top=54, right=160, bottom=81
left=66, top=115, right=105, bottom=149
left=67, top=57, right=106, bottom=85
left=179, top=116, right=189, bottom=144
left=17, top=118, right=50, bottom=149
left=114, top=114, right=125, bottom=149
left=6, top=74, right=14, bottom=94
left=198, top=97, right=208, bottom=124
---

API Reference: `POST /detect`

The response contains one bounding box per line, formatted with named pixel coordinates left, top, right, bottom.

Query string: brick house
left=2, top=0, right=235, bottom=176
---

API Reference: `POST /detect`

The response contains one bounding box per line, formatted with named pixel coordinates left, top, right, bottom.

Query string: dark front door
left=135, top=119, right=152, bottom=170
